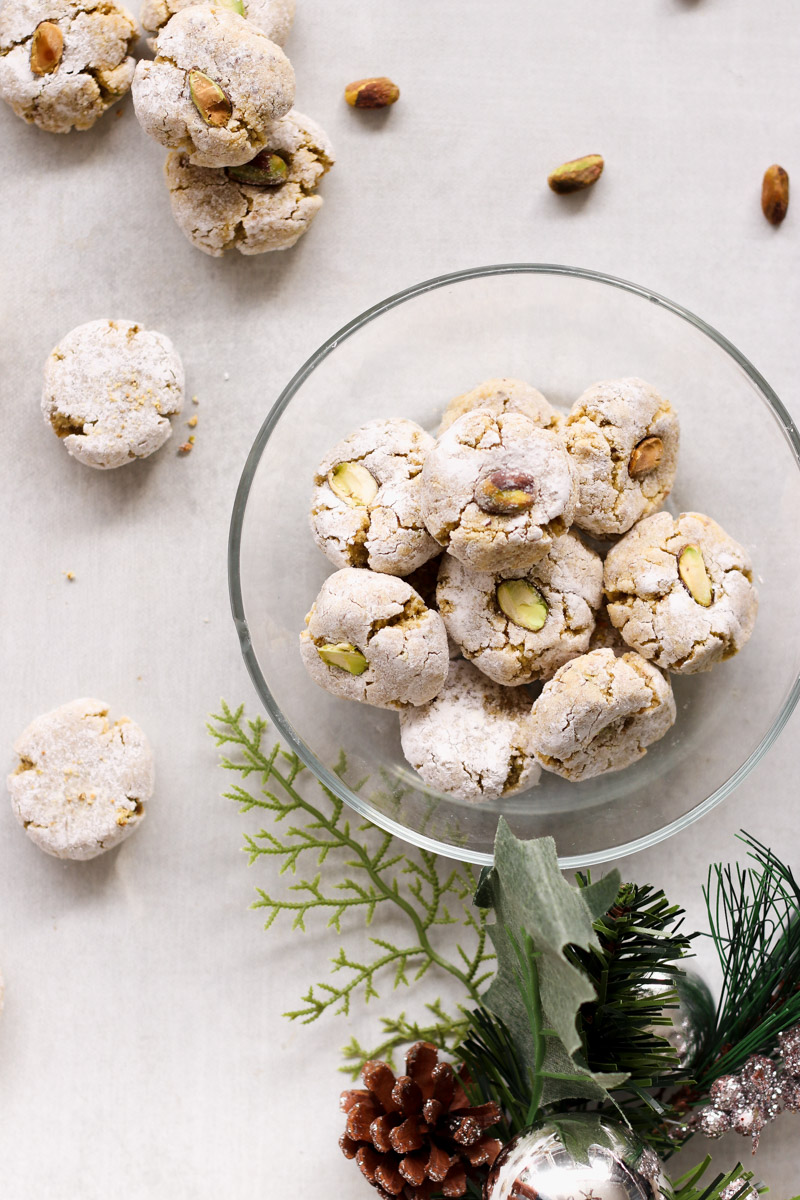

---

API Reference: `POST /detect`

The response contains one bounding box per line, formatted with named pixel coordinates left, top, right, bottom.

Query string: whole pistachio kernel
left=30, top=21, right=63, bottom=75
left=317, top=642, right=368, bottom=674
left=548, top=153, right=604, bottom=194
left=496, top=579, right=549, bottom=632
left=474, top=468, right=537, bottom=516
left=328, top=461, right=379, bottom=507
left=189, top=70, right=232, bottom=127
left=628, top=435, right=664, bottom=479
left=344, top=76, right=400, bottom=108
left=227, top=150, right=289, bottom=187
left=678, top=544, right=713, bottom=607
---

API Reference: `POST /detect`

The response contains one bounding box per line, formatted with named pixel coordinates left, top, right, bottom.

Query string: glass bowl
left=229, top=265, right=800, bottom=867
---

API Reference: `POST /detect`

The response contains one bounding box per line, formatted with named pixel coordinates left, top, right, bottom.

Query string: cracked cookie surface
left=42, top=318, right=184, bottom=469
left=565, top=377, right=679, bottom=537
left=0, top=0, right=138, bottom=132
left=528, top=648, right=676, bottom=781
left=603, top=510, right=758, bottom=673
left=164, top=108, right=333, bottom=254
left=309, top=417, right=440, bottom=576
left=7, top=698, right=153, bottom=859
left=436, top=532, right=603, bottom=685
left=399, top=660, right=541, bottom=802
left=141, top=0, right=293, bottom=44
left=132, top=5, right=294, bottom=167
left=438, top=377, right=562, bottom=436
left=299, top=568, right=448, bottom=710
left=420, top=409, right=576, bottom=573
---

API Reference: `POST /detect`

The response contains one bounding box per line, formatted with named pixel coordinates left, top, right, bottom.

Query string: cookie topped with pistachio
left=438, top=378, right=562, bottom=436
left=436, top=531, right=603, bottom=686
left=420, top=409, right=576, bottom=573
left=164, top=110, right=333, bottom=255
left=132, top=5, right=294, bottom=167
left=309, top=417, right=440, bottom=576
left=141, top=0, right=293, bottom=45
left=0, top=0, right=138, bottom=133
left=299, top=568, right=449, bottom=710
left=399, top=660, right=541, bottom=803
left=565, top=377, right=679, bottom=538
left=603, top=511, right=758, bottom=674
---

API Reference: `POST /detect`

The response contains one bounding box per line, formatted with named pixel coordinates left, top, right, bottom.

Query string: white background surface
left=2, top=0, right=800, bottom=1194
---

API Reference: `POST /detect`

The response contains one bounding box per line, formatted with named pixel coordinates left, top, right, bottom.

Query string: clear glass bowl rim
left=228, top=262, right=800, bottom=868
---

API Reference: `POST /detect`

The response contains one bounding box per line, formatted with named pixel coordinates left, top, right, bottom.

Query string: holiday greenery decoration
left=210, top=702, right=800, bottom=1200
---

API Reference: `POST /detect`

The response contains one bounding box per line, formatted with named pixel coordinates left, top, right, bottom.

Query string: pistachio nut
left=344, top=76, right=400, bottom=108
left=678, top=544, right=713, bottom=607
left=216, top=0, right=245, bottom=13
left=762, top=164, right=789, bottom=226
left=189, top=70, right=232, bottom=127
left=628, top=435, right=664, bottom=479
left=496, top=579, right=548, bottom=631
left=474, top=468, right=537, bottom=516
left=547, top=154, right=604, bottom=194
left=317, top=642, right=368, bottom=674
left=227, top=150, right=289, bottom=186
left=327, top=461, right=379, bottom=507
left=30, top=21, right=63, bottom=75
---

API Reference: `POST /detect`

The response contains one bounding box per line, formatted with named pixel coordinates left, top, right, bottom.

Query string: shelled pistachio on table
left=298, top=376, right=759, bottom=800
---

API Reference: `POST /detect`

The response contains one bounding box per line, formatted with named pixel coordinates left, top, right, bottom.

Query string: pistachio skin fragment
left=344, top=76, right=400, bottom=108
left=30, top=21, right=64, bottom=75
left=474, top=468, right=537, bottom=516
left=327, top=461, right=379, bottom=507
left=628, top=435, right=664, bottom=479
left=762, top=164, right=789, bottom=226
left=317, top=642, right=369, bottom=675
left=678, top=544, right=713, bottom=607
left=496, top=579, right=549, bottom=632
left=227, top=151, right=289, bottom=186
left=188, top=70, right=232, bottom=128
left=548, top=153, right=604, bottom=194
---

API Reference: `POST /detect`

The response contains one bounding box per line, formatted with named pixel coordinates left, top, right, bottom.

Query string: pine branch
left=667, top=1156, right=762, bottom=1200
left=208, top=701, right=494, bottom=1045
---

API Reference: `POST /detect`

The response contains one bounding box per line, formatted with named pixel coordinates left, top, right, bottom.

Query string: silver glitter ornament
left=719, top=1181, right=760, bottom=1200
left=640, top=971, right=715, bottom=1070
left=483, top=1117, right=668, bottom=1200
left=732, top=1105, right=766, bottom=1139
left=782, top=1077, right=800, bottom=1112
left=698, top=1107, right=731, bottom=1138
left=710, top=1075, right=745, bottom=1113
left=741, top=1055, right=778, bottom=1096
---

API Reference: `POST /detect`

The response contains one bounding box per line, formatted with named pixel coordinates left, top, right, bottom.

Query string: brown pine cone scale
left=340, top=1042, right=502, bottom=1200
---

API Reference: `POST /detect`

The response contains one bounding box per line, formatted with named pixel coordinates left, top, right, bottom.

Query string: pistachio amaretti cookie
left=309, top=417, right=440, bottom=576
left=528, top=648, right=676, bottom=782
left=42, top=318, right=184, bottom=469
left=7, top=698, right=153, bottom=860
left=141, top=0, right=293, bottom=45
left=0, top=0, right=138, bottom=133
left=603, top=511, right=758, bottom=674
left=436, top=532, right=603, bottom=686
left=132, top=5, right=294, bottom=167
left=164, top=109, right=333, bottom=255
left=398, top=660, right=541, bottom=802
left=420, top=410, right=576, bottom=573
left=299, top=568, right=449, bottom=710
left=565, top=377, right=679, bottom=538
left=438, top=378, right=562, bottom=436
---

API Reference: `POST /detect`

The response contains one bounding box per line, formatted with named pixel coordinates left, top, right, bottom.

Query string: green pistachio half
left=227, top=151, right=289, bottom=186
left=189, top=70, right=232, bottom=127
left=678, top=545, right=713, bottom=607
left=327, top=462, right=379, bottom=507
left=317, top=642, right=369, bottom=674
left=496, top=579, right=549, bottom=631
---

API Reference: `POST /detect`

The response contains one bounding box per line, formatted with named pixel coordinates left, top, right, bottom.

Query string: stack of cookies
left=299, top=377, right=759, bottom=801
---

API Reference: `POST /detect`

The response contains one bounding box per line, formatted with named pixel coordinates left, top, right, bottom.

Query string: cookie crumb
left=63, top=570, right=75, bottom=581
left=187, top=415, right=198, bottom=428
left=178, top=436, right=195, bottom=454
left=192, top=394, right=199, bottom=405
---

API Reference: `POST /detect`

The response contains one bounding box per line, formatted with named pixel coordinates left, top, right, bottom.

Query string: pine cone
left=340, top=1042, right=502, bottom=1199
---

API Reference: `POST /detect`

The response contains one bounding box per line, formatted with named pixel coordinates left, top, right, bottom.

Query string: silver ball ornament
left=640, top=971, right=715, bottom=1070
left=483, top=1117, right=668, bottom=1200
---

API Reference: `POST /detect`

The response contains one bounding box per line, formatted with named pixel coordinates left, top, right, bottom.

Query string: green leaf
left=547, top=1114, right=617, bottom=1166
left=476, top=819, right=626, bottom=1106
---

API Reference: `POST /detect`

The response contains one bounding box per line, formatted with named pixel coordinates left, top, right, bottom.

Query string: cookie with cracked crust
left=7, top=698, right=153, bottom=860
left=565, top=377, right=679, bottom=538
left=164, top=109, right=333, bottom=255
left=529, top=648, right=676, bottom=782
left=603, top=510, right=758, bottom=674
left=438, top=378, right=562, bottom=436
left=42, top=318, right=184, bottom=469
left=309, top=417, right=440, bottom=576
left=0, top=0, right=138, bottom=133
left=399, top=660, right=541, bottom=802
left=132, top=5, right=294, bottom=167
left=141, top=0, right=293, bottom=45
left=420, top=409, right=576, bottom=573
left=299, top=568, right=448, bottom=710
left=436, top=531, right=603, bottom=686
